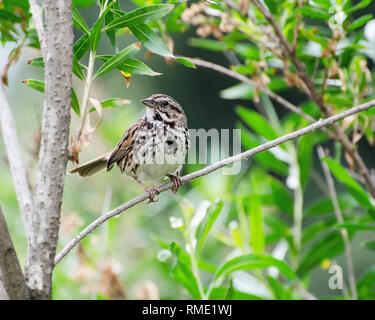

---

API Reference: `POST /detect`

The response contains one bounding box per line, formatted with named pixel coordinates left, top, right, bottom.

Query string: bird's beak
left=141, top=98, right=155, bottom=108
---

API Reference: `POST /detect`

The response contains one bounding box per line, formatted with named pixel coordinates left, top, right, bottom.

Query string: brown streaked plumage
left=69, top=94, right=190, bottom=201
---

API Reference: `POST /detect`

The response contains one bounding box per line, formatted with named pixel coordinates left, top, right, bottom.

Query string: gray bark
left=0, top=84, right=33, bottom=239
left=0, top=208, right=29, bottom=299
left=25, top=0, right=73, bottom=299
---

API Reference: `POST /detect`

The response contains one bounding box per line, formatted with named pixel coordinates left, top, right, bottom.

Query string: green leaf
left=93, top=43, right=140, bottom=79
left=302, top=218, right=337, bottom=245
left=73, top=34, right=90, bottom=61
left=362, top=239, right=375, bottom=251
left=195, top=200, right=223, bottom=255
left=105, top=10, right=117, bottom=50
left=71, top=88, right=80, bottom=116
left=346, top=14, right=373, bottom=32
left=73, top=0, right=96, bottom=7
left=98, top=55, right=161, bottom=76
left=0, top=9, right=22, bottom=22
left=188, top=38, right=228, bottom=52
left=269, top=178, right=294, bottom=215
left=311, top=0, right=332, bottom=10
left=214, top=254, right=296, bottom=283
left=347, top=0, right=372, bottom=13
left=323, top=157, right=373, bottom=209
left=100, top=98, right=131, bottom=109
left=28, top=57, right=44, bottom=68
left=169, top=242, right=202, bottom=299
left=337, top=221, right=375, bottom=232
left=220, top=83, right=254, bottom=100
left=299, top=6, right=330, bottom=20
left=240, top=128, right=289, bottom=176
left=22, top=79, right=44, bottom=92
left=298, top=134, right=314, bottom=188
left=249, top=194, right=264, bottom=253
left=357, top=265, right=375, bottom=299
left=176, top=57, right=196, bottom=68
left=90, top=3, right=113, bottom=52
left=297, top=231, right=344, bottom=276
left=305, top=195, right=356, bottom=216
left=72, top=57, right=85, bottom=80
left=129, top=23, right=174, bottom=57
left=236, top=106, right=279, bottom=140
left=106, top=4, right=173, bottom=30
left=72, top=5, right=90, bottom=34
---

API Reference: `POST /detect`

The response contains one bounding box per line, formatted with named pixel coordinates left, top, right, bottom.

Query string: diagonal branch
left=0, top=207, right=29, bottom=300
left=54, top=99, right=375, bottom=266
left=251, top=0, right=375, bottom=198
left=185, top=57, right=336, bottom=140
left=0, top=84, right=33, bottom=238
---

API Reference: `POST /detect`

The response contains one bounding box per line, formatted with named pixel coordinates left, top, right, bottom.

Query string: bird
left=69, top=94, right=190, bottom=202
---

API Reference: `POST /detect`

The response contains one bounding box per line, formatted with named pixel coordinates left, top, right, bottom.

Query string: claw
left=133, top=177, right=159, bottom=203
left=167, top=173, right=182, bottom=194
left=145, top=186, right=159, bottom=203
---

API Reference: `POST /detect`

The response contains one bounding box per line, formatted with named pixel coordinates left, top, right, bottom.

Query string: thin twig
left=0, top=84, right=33, bottom=237
left=54, top=99, right=375, bottom=266
left=317, top=146, right=357, bottom=300
left=251, top=0, right=375, bottom=198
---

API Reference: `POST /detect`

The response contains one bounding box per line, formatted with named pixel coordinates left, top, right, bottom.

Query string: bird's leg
left=166, top=173, right=183, bottom=194
left=133, top=177, right=159, bottom=203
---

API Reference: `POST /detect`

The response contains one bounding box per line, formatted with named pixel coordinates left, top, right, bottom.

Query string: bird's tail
left=68, top=154, right=109, bottom=177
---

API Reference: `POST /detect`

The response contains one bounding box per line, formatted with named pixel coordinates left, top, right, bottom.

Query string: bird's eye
left=163, top=100, right=168, bottom=106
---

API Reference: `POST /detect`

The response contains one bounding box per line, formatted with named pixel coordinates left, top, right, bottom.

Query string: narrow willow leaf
left=90, top=3, right=113, bottom=52
left=73, top=34, right=90, bottom=61
left=73, top=0, right=96, bottom=8
left=98, top=55, right=161, bottom=76
left=72, top=5, right=90, bottom=34
left=346, top=14, right=373, bottom=32
left=236, top=106, right=279, bottom=140
left=249, top=194, right=264, bottom=253
left=129, top=24, right=174, bottom=57
left=89, top=98, right=131, bottom=112
left=93, top=44, right=140, bottom=79
left=176, top=57, right=196, bottom=68
left=299, top=6, right=330, bottom=20
left=28, top=57, right=44, bottom=67
left=269, top=177, right=294, bottom=215
left=297, top=231, right=344, bottom=276
left=106, top=4, right=173, bottom=31
left=71, top=88, right=80, bottom=116
left=323, top=157, right=373, bottom=209
left=73, top=57, right=85, bottom=80
left=195, top=200, right=224, bottom=255
left=22, top=79, right=44, bottom=92
left=169, top=242, right=202, bottom=299
left=105, top=10, right=117, bottom=50
left=214, top=254, right=296, bottom=283
left=347, top=0, right=372, bottom=13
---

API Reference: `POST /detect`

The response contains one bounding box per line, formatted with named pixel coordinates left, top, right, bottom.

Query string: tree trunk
left=25, top=0, right=73, bottom=299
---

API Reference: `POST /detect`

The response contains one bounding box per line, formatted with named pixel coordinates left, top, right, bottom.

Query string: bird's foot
left=144, top=186, right=159, bottom=203
left=167, top=174, right=183, bottom=194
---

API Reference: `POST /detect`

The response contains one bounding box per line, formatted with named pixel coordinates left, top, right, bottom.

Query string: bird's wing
left=106, top=119, right=143, bottom=171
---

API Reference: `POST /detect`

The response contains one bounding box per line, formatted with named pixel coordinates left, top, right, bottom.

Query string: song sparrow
left=69, top=94, right=190, bottom=202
